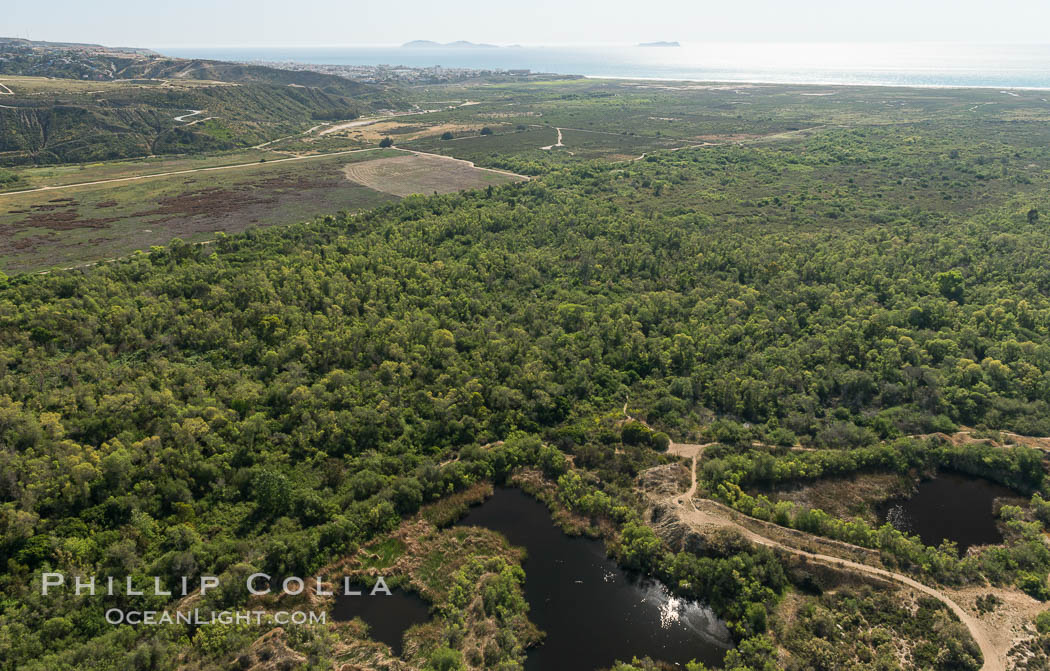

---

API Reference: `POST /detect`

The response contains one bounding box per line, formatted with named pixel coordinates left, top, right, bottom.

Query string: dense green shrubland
left=4, top=113, right=1050, bottom=667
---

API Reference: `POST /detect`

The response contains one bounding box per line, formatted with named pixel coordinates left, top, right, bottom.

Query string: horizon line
left=147, top=40, right=1050, bottom=49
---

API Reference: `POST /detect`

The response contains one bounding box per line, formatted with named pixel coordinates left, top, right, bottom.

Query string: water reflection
left=458, top=487, right=732, bottom=670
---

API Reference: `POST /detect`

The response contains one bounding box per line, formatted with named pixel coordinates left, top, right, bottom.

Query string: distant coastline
left=402, top=40, right=498, bottom=48
left=582, top=73, right=1050, bottom=91
left=638, top=41, right=680, bottom=47
left=158, top=43, right=1050, bottom=90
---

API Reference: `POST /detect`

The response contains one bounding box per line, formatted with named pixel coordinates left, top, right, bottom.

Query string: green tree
left=1036, top=609, right=1050, bottom=634
left=621, top=421, right=652, bottom=446
left=425, top=646, right=464, bottom=671
left=616, top=522, right=662, bottom=572
left=935, top=269, right=965, bottom=302
left=251, top=470, right=292, bottom=517
left=651, top=432, right=671, bottom=451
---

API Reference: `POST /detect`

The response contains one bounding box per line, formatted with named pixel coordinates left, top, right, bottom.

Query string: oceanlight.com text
left=104, top=608, right=327, bottom=626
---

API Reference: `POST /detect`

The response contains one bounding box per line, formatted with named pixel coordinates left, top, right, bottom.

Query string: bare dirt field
left=342, top=152, right=526, bottom=197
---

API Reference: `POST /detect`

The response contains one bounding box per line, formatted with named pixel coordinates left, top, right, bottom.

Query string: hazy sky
left=6, top=0, right=1050, bottom=47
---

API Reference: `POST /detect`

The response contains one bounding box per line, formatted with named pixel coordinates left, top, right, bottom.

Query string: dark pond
left=331, top=583, right=431, bottom=656
left=879, top=471, right=1017, bottom=553
left=457, top=487, right=732, bottom=671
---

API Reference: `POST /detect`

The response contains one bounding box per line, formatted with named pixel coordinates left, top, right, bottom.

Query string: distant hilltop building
left=507, top=69, right=530, bottom=76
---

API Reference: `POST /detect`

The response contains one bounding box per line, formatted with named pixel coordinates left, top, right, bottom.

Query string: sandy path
left=250, top=107, right=447, bottom=150
left=181, top=116, right=217, bottom=127
left=0, top=82, right=13, bottom=95
left=662, top=440, right=1004, bottom=671
left=531, top=124, right=625, bottom=138
left=538, top=124, right=642, bottom=150
left=173, top=109, right=203, bottom=122
left=541, top=127, right=564, bottom=150
left=252, top=122, right=332, bottom=149
left=317, top=108, right=447, bottom=137
left=318, top=117, right=385, bottom=136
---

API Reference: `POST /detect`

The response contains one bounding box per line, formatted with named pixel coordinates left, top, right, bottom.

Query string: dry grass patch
left=752, top=472, right=914, bottom=525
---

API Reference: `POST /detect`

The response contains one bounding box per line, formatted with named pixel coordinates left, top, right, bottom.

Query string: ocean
left=157, top=42, right=1050, bottom=89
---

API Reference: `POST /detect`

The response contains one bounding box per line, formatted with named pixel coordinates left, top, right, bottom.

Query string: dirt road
left=0, top=147, right=385, bottom=197
left=398, top=148, right=529, bottom=180
left=252, top=122, right=332, bottom=149
left=541, top=127, right=564, bottom=150
left=317, top=108, right=449, bottom=138
left=664, top=441, right=1004, bottom=671
left=318, top=118, right=384, bottom=136
left=1, top=144, right=528, bottom=199
left=173, top=109, right=203, bottom=122
left=252, top=107, right=447, bottom=149
left=181, top=115, right=217, bottom=127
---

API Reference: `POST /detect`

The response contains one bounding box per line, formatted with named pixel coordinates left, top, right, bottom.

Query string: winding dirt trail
left=173, top=109, right=203, bottom=122
left=182, top=115, right=217, bottom=127
left=665, top=440, right=1003, bottom=671
left=0, top=82, right=13, bottom=95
